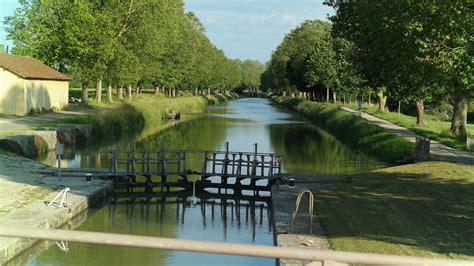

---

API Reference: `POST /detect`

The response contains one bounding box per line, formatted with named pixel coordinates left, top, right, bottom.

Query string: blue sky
left=0, top=0, right=334, bottom=62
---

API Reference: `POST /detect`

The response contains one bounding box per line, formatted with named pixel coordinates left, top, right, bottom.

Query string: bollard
left=86, top=173, right=92, bottom=182
left=288, top=178, right=295, bottom=188
left=55, top=144, right=64, bottom=181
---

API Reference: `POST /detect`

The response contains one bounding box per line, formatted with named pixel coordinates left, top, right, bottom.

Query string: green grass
left=272, top=97, right=413, bottom=163
left=346, top=103, right=474, bottom=150
left=316, top=161, right=474, bottom=260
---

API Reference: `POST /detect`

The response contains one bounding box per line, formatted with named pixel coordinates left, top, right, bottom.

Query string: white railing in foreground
left=0, top=227, right=472, bottom=266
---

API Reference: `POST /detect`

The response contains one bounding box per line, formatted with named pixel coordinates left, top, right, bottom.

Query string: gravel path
left=341, top=107, right=474, bottom=164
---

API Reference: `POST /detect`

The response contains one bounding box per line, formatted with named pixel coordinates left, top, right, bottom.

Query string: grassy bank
left=316, top=162, right=474, bottom=260
left=272, top=97, right=413, bottom=163
left=48, top=93, right=235, bottom=144
left=348, top=104, right=474, bottom=150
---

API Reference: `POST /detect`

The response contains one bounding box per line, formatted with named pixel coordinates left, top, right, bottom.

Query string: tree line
left=5, top=0, right=265, bottom=102
left=261, top=1, right=472, bottom=136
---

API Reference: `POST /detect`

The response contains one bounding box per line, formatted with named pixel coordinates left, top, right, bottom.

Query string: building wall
left=22, top=79, right=69, bottom=113
left=0, top=67, right=69, bottom=115
left=0, top=67, right=24, bottom=115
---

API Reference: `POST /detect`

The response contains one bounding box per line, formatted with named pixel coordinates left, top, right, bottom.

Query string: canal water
left=27, top=98, right=384, bottom=266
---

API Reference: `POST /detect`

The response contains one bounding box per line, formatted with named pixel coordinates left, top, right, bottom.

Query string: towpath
left=0, top=106, right=113, bottom=132
left=341, top=107, right=474, bottom=164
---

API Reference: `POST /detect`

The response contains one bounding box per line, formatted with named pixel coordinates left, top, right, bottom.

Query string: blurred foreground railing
left=0, top=227, right=472, bottom=266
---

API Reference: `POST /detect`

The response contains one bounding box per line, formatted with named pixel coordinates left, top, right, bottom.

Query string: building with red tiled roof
left=0, top=52, right=70, bottom=115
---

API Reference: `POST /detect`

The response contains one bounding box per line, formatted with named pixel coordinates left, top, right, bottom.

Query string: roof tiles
left=0, top=52, right=71, bottom=81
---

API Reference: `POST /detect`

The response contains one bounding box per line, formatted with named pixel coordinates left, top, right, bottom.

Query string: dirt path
left=0, top=106, right=113, bottom=132
left=341, top=107, right=474, bottom=164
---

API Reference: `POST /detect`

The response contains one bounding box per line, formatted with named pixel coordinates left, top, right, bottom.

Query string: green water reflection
left=28, top=98, right=384, bottom=266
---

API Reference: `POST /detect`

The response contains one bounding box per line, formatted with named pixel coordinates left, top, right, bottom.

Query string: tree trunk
left=326, top=88, right=330, bottom=102
left=368, top=94, right=371, bottom=106
left=117, top=86, right=123, bottom=99
left=155, top=86, right=159, bottom=94
left=377, top=90, right=387, bottom=112
left=397, top=100, right=401, bottom=119
left=451, top=91, right=470, bottom=136
left=343, top=94, right=346, bottom=104
left=107, top=84, right=112, bottom=103
left=95, top=79, right=102, bottom=103
left=135, top=86, right=140, bottom=96
left=127, top=85, right=132, bottom=100
left=81, top=83, right=89, bottom=104
left=333, top=91, right=337, bottom=104
left=415, top=100, right=424, bottom=126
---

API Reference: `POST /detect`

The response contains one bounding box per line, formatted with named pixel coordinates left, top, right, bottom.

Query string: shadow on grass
left=317, top=168, right=474, bottom=258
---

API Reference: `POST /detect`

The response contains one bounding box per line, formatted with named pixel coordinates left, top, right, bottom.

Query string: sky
left=0, top=0, right=334, bottom=62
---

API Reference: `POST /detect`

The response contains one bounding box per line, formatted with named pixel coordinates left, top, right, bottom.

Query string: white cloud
left=186, top=0, right=335, bottom=61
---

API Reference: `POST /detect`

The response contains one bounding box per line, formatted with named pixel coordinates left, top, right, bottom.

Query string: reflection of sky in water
left=209, top=98, right=303, bottom=125
left=211, top=98, right=302, bottom=155
left=28, top=200, right=273, bottom=266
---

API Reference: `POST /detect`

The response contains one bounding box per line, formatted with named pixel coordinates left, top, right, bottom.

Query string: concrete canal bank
left=0, top=153, right=112, bottom=264
left=271, top=178, right=333, bottom=266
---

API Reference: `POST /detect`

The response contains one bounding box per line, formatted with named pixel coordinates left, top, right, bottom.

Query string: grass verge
left=346, top=103, right=474, bottom=150
left=43, top=93, right=235, bottom=144
left=272, top=97, right=413, bottom=163
left=316, top=161, right=474, bottom=260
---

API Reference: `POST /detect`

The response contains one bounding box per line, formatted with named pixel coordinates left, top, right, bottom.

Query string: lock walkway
left=0, top=153, right=112, bottom=264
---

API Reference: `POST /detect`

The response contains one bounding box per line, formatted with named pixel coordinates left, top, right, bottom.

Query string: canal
left=27, top=98, right=384, bottom=265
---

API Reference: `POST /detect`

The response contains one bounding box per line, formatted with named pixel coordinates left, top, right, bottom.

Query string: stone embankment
left=0, top=124, right=91, bottom=158
left=272, top=175, right=341, bottom=266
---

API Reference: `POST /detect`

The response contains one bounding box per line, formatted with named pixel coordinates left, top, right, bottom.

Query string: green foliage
left=239, top=59, right=265, bottom=91
left=28, top=106, right=57, bottom=116
left=273, top=96, right=413, bottom=163
left=5, top=0, right=248, bottom=95
left=264, top=2, right=472, bottom=136
left=261, top=20, right=332, bottom=93
left=328, top=1, right=473, bottom=135
left=316, top=162, right=474, bottom=259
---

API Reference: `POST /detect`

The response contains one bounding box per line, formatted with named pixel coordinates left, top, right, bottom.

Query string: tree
left=240, top=60, right=265, bottom=91
left=305, top=34, right=338, bottom=102
left=328, top=1, right=445, bottom=124
left=261, top=20, right=332, bottom=95
left=409, top=2, right=473, bottom=135
left=5, top=0, right=245, bottom=100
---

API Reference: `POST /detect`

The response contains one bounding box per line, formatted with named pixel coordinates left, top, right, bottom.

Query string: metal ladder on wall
left=290, top=189, right=314, bottom=234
